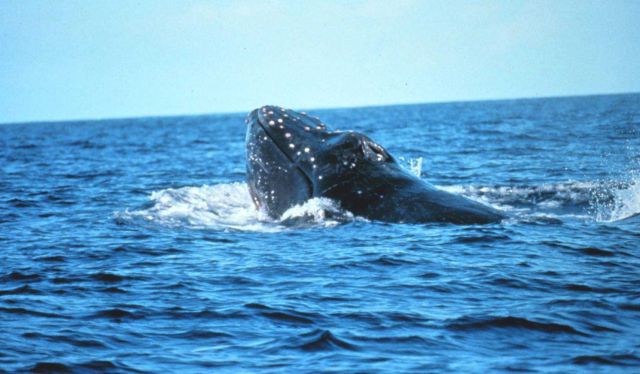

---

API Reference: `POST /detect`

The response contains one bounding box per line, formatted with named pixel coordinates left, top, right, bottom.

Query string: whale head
left=245, top=105, right=398, bottom=218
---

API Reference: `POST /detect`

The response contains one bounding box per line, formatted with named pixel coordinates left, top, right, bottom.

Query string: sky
left=1, top=0, right=639, bottom=124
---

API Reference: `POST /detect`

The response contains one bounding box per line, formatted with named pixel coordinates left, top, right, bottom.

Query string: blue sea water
left=1, top=93, right=640, bottom=372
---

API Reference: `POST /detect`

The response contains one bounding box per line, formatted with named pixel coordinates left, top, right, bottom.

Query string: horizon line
left=2, top=90, right=638, bottom=126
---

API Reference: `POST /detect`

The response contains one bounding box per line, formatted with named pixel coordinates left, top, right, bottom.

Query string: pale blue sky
left=1, top=0, right=639, bottom=123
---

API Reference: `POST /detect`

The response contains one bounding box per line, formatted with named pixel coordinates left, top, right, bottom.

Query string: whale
left=245, top=105, right=505, bottom=224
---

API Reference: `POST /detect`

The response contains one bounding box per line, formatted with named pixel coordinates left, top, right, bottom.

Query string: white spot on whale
left=289, top=144, right=295, bottom=149
left=277, top=118, right=283, bottom=123
left=285, top=133, right=291, bottom=138
left=304, top=147, right=310, bottom=153
left=268, top=120, right=275, bottom=126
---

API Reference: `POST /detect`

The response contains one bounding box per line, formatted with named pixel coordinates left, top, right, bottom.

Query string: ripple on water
left=92, top=308, right=144, bottom=320
left=89, top=272, right=143, bottom=283
left=295, top=329, right=359, bottom=352
left=167, top=330, right=234, bottom=340
left=245, top=303, right=320, bottom=325
left=0, top=285, right=43, bottom=296
left=0, top=271, right=43, bottom=282
left=0, top=307, right=67, bottom=319
left=571, top=353, right=640, bottom=367
left=22, top=332, right=107, bottom=348
left=446, top=315, right=589, bottom=336
left=564, top=283, right=622, bottom=294
left=26, top=360, right=135, bottom=373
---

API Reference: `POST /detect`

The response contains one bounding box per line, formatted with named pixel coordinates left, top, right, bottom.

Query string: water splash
left=441, top=179, right=640, bottom=222
left=117, top=176, right=640, bottom=230
left=592, top=176, right=640, bottom=222
left=280, top=197, right=356, bottom=227
left=116, top=183, right=277, bottom=232
left=116, top=183, right=355, bottom=231
left=398, top=157, right=423, bottom=177
left=409, top=157, right=423, bottom=178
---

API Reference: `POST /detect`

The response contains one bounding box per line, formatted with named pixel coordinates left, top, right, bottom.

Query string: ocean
left=1, top=93, right=639, bottom=372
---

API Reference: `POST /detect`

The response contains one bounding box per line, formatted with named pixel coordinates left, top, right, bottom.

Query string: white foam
left=280, top=197, right=357, bottom=227
left=116, top=183, right=356, bottom=231
left=439, top=181, right=596, bottom=208
left=440, top=178, right=640, bottom=223
left=116, top=183, right=280, bottom=232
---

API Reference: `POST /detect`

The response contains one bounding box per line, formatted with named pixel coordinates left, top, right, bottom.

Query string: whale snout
left=248, top=105, right=330, bottom=164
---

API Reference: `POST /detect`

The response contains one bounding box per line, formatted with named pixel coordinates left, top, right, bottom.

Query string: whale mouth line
left=254, top=112, right=315, bottom=197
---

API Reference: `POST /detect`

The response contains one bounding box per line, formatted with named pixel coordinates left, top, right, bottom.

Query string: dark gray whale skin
left=245, top=105, right=506, bottom=224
